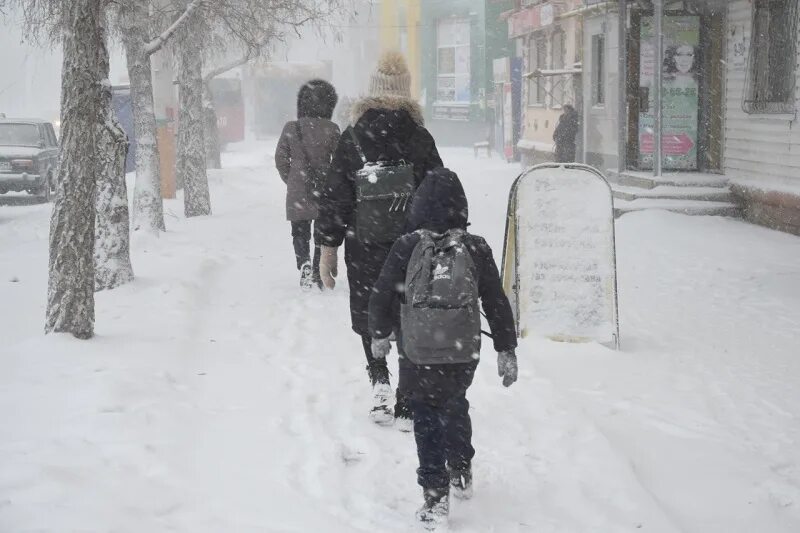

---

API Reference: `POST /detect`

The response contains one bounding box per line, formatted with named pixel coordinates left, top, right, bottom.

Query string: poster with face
left=638, top=15, right=700, bottom=170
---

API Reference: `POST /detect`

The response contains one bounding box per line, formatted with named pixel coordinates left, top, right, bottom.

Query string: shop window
left=592, top=34, right=605, bottom=106
left=551, top=29, right=566, bottom=106
left=745, top=0, right=799, bottom=113
left=436, top=18, right=471, bottom=104
left=528, top=37, right=546, bottom=106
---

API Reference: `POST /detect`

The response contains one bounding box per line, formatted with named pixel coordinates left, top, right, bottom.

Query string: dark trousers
left=290, top=220, right=321, bottom=278
left=411, top=395, right=475, bottom=490
left=361, top=335, right=412, bottom=419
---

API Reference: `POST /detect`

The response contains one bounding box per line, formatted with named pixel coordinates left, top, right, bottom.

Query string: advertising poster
left=639, top=16, right=700, bottom=170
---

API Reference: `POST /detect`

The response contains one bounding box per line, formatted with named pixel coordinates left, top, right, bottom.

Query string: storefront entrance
left=626, top=1, right=725, bottom=173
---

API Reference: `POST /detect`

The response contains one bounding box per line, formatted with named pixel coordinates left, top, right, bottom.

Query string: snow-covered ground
left=2, top=142, right=800, bottom=532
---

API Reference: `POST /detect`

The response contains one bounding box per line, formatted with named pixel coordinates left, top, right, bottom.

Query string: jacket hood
left=350, top=95, right=424, bottom=127
left=297, top=79, right=338, bottom=119
left=407, top=167, right=469, bottom=233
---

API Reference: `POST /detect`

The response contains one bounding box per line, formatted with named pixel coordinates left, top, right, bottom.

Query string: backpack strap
left=349, top=128, right=368, bottom=165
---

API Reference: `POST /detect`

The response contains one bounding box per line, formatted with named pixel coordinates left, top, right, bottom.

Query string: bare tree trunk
left=94, top=112, right=134, bottom=291
left=204, top=103, right=222, bottom=170
left=177, top=31, right=212, bottom=217
left=46, top=0, right=109, bottom=339
left=121, top=4, right=166, bottom=232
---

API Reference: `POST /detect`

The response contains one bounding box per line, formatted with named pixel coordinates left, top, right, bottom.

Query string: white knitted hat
left=369, top=51, right=412, bottom=98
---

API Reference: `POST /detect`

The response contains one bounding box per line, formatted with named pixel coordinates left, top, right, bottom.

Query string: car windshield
left=0, top=123, right=40, bottom=146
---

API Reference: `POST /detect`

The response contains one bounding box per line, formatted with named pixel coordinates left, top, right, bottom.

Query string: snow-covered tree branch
left=144, top=0, right=204, bottom=56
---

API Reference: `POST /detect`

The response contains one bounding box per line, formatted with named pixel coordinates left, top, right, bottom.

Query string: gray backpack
left=401, top=230, right=482, bottom=365
left=350, top=130, right=415, bottom=244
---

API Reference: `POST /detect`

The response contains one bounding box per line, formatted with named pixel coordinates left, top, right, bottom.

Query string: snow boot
left=299, top=261, right=314, bottom=291
left=448, top=464, right=473, bottom=500
left=416, top=487, right=449, bottom=530
left=394, top=396, right=413, bottom=433
left=370, top=383, right=394, bottom=426
left=395, top=416, right=414, bottom=433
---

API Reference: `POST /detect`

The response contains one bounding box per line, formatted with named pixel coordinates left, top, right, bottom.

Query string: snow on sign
left=502, top=164, right=620, bottom=349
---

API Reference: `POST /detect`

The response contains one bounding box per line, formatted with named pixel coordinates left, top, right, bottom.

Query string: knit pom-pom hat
left=369, top=51, right=412, bottom=98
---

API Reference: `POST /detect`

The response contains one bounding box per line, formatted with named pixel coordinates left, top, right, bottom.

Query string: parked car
left=0, top=118, right=59, bottom=201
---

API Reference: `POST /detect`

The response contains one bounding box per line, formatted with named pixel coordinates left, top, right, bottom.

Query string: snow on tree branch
left=144, top=0, right=204, bottom=56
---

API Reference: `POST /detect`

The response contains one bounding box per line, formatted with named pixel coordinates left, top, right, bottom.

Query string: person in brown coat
left=275, top=80, right=341, bottom=289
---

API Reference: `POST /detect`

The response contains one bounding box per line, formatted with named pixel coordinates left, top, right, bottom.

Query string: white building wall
left=725, top=0, right=800, bottom=194
left=582, top=12, right=620, bottom=170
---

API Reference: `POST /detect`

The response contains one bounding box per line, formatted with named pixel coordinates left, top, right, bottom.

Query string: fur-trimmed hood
left=349, top=95, right=425, bottom=127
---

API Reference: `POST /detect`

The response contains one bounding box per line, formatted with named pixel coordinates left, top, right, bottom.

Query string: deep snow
left=1, top=143, right=799, bottom=532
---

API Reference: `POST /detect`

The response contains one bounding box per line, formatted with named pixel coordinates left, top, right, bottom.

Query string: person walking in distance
left=275, top=79, right=340, bottom=290
left=316, top=51, right=443, bottom=428
left=553, top=104, right=579, bottom=163
left=369, top=168, right=518, bottom=529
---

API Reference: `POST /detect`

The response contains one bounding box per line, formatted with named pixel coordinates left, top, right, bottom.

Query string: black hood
left=407, top=167, right=469, bottom=233
left=297, top=79, right=338, bottom=119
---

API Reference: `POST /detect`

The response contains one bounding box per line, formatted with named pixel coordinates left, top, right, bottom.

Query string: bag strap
left=349, top=128, right=368, bottom=165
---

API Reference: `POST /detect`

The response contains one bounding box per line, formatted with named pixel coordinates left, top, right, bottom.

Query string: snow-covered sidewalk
left=1, top=143, right=799, bottom=532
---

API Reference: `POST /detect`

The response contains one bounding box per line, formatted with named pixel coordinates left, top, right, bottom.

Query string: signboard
left=493, top=57, right=510, bottom=84
left=540, top=4, right=554, bottom=27
left=507, top=3, right=558, bottom=39
left=638, top=15, right=700, bottom=170
left=503, top=83, right=514, bottom=159
left=432, top=105, right=471, bottom=121
left=502, top=164, right=619, bottom=348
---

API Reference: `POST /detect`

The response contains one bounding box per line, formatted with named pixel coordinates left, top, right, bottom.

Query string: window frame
left=591, top=33, right=606, bottom=107
left=551, top=28, right=566, bottom=108
left=744, top=0, right=799, bottom=114
left=435, top=18, right=471, bottom=105
left=528, top=35, right=547, bottom=107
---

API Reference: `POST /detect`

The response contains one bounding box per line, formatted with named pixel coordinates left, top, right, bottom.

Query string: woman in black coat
left=553, top=104, right=579, bottom=163
left=275, top=80, right=340, bottom=289
left=316, top=51, right=442, bottom=427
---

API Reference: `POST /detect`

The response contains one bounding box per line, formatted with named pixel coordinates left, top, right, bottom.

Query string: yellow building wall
left=379, top=0, right=421, bottom=98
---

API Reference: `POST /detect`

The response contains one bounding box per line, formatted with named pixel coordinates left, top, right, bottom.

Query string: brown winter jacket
left=275, top=117, right=341, bottom=221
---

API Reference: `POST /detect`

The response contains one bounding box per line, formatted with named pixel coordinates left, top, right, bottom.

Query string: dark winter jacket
left=275, top=80, right=340, bottom=222
left=316, top=96, right=443, bottom=248
left=553, top=106, right=579, bottom=163
left=316, top=95, right=443, bottom=336
left=275, top=118, right=341, bottom=221
left=368, top=168, right=518, bottom=355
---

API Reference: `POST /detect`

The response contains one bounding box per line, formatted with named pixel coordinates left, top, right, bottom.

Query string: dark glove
left=371, top=337, right=391, bottom=360
left=497, top=350, right=518, bottom=387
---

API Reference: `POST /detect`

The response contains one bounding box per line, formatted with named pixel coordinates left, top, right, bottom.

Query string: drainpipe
left=654, top=0, right=663, bottom=177
left=618, top=0, right=627, bottom=173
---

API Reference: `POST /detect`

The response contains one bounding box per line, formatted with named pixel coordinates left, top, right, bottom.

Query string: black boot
left=448, top=463, right=473, bottom=500
left=367, top=363, right=393, bottom=425
left=416, top=487, right=449, bottom=530
left=394, top=390, right=413, bottom=432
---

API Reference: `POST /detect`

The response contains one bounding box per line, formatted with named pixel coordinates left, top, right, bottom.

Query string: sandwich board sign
left=501, top=163, right=620, bottom=349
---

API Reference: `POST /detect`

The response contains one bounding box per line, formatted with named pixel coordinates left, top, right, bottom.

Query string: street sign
left=502, top=164, right=620, bottom=349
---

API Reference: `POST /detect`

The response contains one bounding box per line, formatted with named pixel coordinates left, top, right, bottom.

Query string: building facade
left=419, top=0, right=515, bottom=145
left=725, top=0, right=800, bottom=233
left=509, top=0, right=585, bottom=165
left=379, top=0, right=423, bottom=98
left=574, top=0, right=799, bottom=234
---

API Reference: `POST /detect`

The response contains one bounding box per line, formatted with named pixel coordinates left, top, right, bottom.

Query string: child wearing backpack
left=275, top=80, right=340, bottom=289
left=368, top=167, right=519, bottom=529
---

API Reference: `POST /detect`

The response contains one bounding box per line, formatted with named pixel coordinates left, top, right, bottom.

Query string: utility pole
left=618, top=0, right=627, bottom=173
